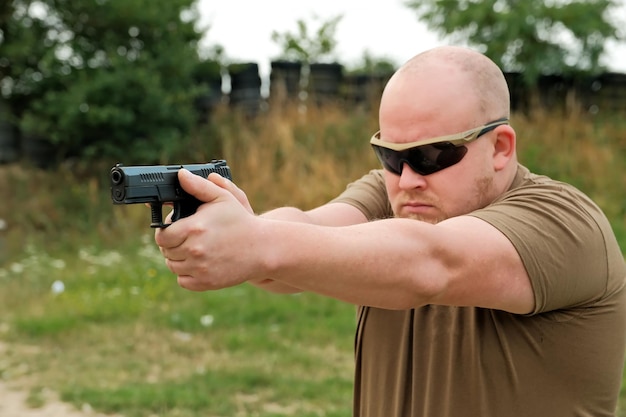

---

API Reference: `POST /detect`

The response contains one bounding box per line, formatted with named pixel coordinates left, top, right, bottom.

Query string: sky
left=196, top=0, right=626, bottom=80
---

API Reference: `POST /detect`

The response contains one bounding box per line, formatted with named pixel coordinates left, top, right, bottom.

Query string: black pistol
left=110, top=160, right=232, bottom=228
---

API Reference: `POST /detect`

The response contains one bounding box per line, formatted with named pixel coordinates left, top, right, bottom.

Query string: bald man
left=156, top=46, right=626, bottom=417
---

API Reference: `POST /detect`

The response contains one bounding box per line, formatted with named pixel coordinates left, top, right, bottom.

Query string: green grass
left=0, top=235, right=356, bottom=416
left=0, top=103, right=624, bottom=416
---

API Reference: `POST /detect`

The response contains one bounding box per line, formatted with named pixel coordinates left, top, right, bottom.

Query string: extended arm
left=156, top=170, right=534, bottom=314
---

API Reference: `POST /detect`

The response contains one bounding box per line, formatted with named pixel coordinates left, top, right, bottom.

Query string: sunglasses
left=370, top=118, right=509, bottom=176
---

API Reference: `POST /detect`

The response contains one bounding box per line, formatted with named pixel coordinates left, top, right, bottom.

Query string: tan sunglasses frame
left=370, top=118, right=510, bottom=151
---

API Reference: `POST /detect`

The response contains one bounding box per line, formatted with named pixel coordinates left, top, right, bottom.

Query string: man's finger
left=207, top=172, right=231, bottom=188
left=207, top=172, right=254, bottom=214
left=178, top=168, right=225, bottom=204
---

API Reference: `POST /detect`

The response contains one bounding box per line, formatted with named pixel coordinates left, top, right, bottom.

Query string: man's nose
left=398, top=163, right=428, bottom=190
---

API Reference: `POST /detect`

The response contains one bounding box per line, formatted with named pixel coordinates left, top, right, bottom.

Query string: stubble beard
left=395, top=174, right=494, bottom=224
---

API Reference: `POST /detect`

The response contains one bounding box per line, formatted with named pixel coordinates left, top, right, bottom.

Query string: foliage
left=0, top=0, right=212, bottom=164
left=404, top=0, right=624, bottom=84
left=271, top=14, right=343, bottom=63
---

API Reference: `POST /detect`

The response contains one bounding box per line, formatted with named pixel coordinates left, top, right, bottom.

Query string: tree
left=404, top=0, right=623, bottom=84
left=271, top=14, right=343, bottom=64
left=0, top=0, right=214, bottom=164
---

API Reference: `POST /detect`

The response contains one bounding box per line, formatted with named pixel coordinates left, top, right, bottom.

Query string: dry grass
left=214, top=102, right=381, bottom=212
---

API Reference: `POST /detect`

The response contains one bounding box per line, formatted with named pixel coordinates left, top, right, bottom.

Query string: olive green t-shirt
left=332, top=165, right=626, bottom=417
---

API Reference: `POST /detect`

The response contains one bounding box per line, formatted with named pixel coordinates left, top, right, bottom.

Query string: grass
left=0, top=237, right=356, bottom=417
left=0, top=101, right=625, bottom=416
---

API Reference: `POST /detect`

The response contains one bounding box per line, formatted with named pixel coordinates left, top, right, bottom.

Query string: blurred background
left=1, top=0, right=625, bottom=168
left=0, top=1, right=625, bottom=416
left=198, top=0, right=626, bottom=80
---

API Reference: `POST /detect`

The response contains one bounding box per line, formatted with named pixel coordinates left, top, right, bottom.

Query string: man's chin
left=395, top=210, right=445, bottom=224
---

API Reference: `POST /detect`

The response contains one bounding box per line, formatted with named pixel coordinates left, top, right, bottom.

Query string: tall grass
left=513, top=107, right=626, bottom=249
left=0, top=101, right=624, bottom=416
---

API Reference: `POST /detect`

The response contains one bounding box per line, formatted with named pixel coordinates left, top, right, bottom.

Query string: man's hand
left=154, top=169, right=260, bottom=291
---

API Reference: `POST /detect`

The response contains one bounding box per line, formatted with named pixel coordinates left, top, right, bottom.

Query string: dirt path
left=0, top=340, right=118, bottom=417
left=0, top=380, right=114, bottom=417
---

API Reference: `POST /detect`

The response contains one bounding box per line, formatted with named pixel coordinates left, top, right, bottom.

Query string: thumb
left=178, top=168, right=225, bottom=204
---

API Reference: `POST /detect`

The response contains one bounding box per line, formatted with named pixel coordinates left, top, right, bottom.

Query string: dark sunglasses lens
left=372, top=145, right=402, bottom=175
left=372, top=143, right=468, bottom=175
left=372, top=145, right=403, bottom=174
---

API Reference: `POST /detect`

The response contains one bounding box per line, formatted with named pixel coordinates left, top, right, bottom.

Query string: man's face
left=377, top=66, right=502, bottom=223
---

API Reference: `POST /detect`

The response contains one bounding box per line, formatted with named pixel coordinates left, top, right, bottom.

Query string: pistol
left=110, top=160, right=232, bottom=228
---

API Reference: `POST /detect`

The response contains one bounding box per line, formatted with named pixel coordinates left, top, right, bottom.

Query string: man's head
left=375, top=46, right=517, bottom=223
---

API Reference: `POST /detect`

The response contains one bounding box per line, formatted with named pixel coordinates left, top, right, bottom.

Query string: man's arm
left=177, top=172, right=369, bottom=294
left=156, top=170, right=534, bottom=314
left=249, top=204, right=368, bottom=293
left=248, top=214, right=533, bottom=313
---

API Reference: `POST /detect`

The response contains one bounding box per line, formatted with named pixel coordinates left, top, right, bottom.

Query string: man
left=155, top=46, right=626, bottom=416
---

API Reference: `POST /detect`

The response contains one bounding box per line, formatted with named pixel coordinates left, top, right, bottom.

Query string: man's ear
left=492, top=125, right=516, bottom=171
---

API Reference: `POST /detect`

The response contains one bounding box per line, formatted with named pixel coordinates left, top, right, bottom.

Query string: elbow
left=398, top=261, right=453, bottom=310
left=375, top=275, right=448, bottom=311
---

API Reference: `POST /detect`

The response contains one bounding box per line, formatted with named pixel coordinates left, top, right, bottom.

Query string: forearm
left=250, top=204, right=376, bottom=294
left=248, top=207, right=324, bottom=293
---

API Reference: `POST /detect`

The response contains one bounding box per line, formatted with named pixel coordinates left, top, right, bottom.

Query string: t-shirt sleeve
left=330, top=169, right=394, bottom=221
left=469, top=182, right=616, bottom=314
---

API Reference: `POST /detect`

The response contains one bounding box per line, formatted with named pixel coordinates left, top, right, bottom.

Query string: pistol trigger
left=171, top=201, right=183, bottom=223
